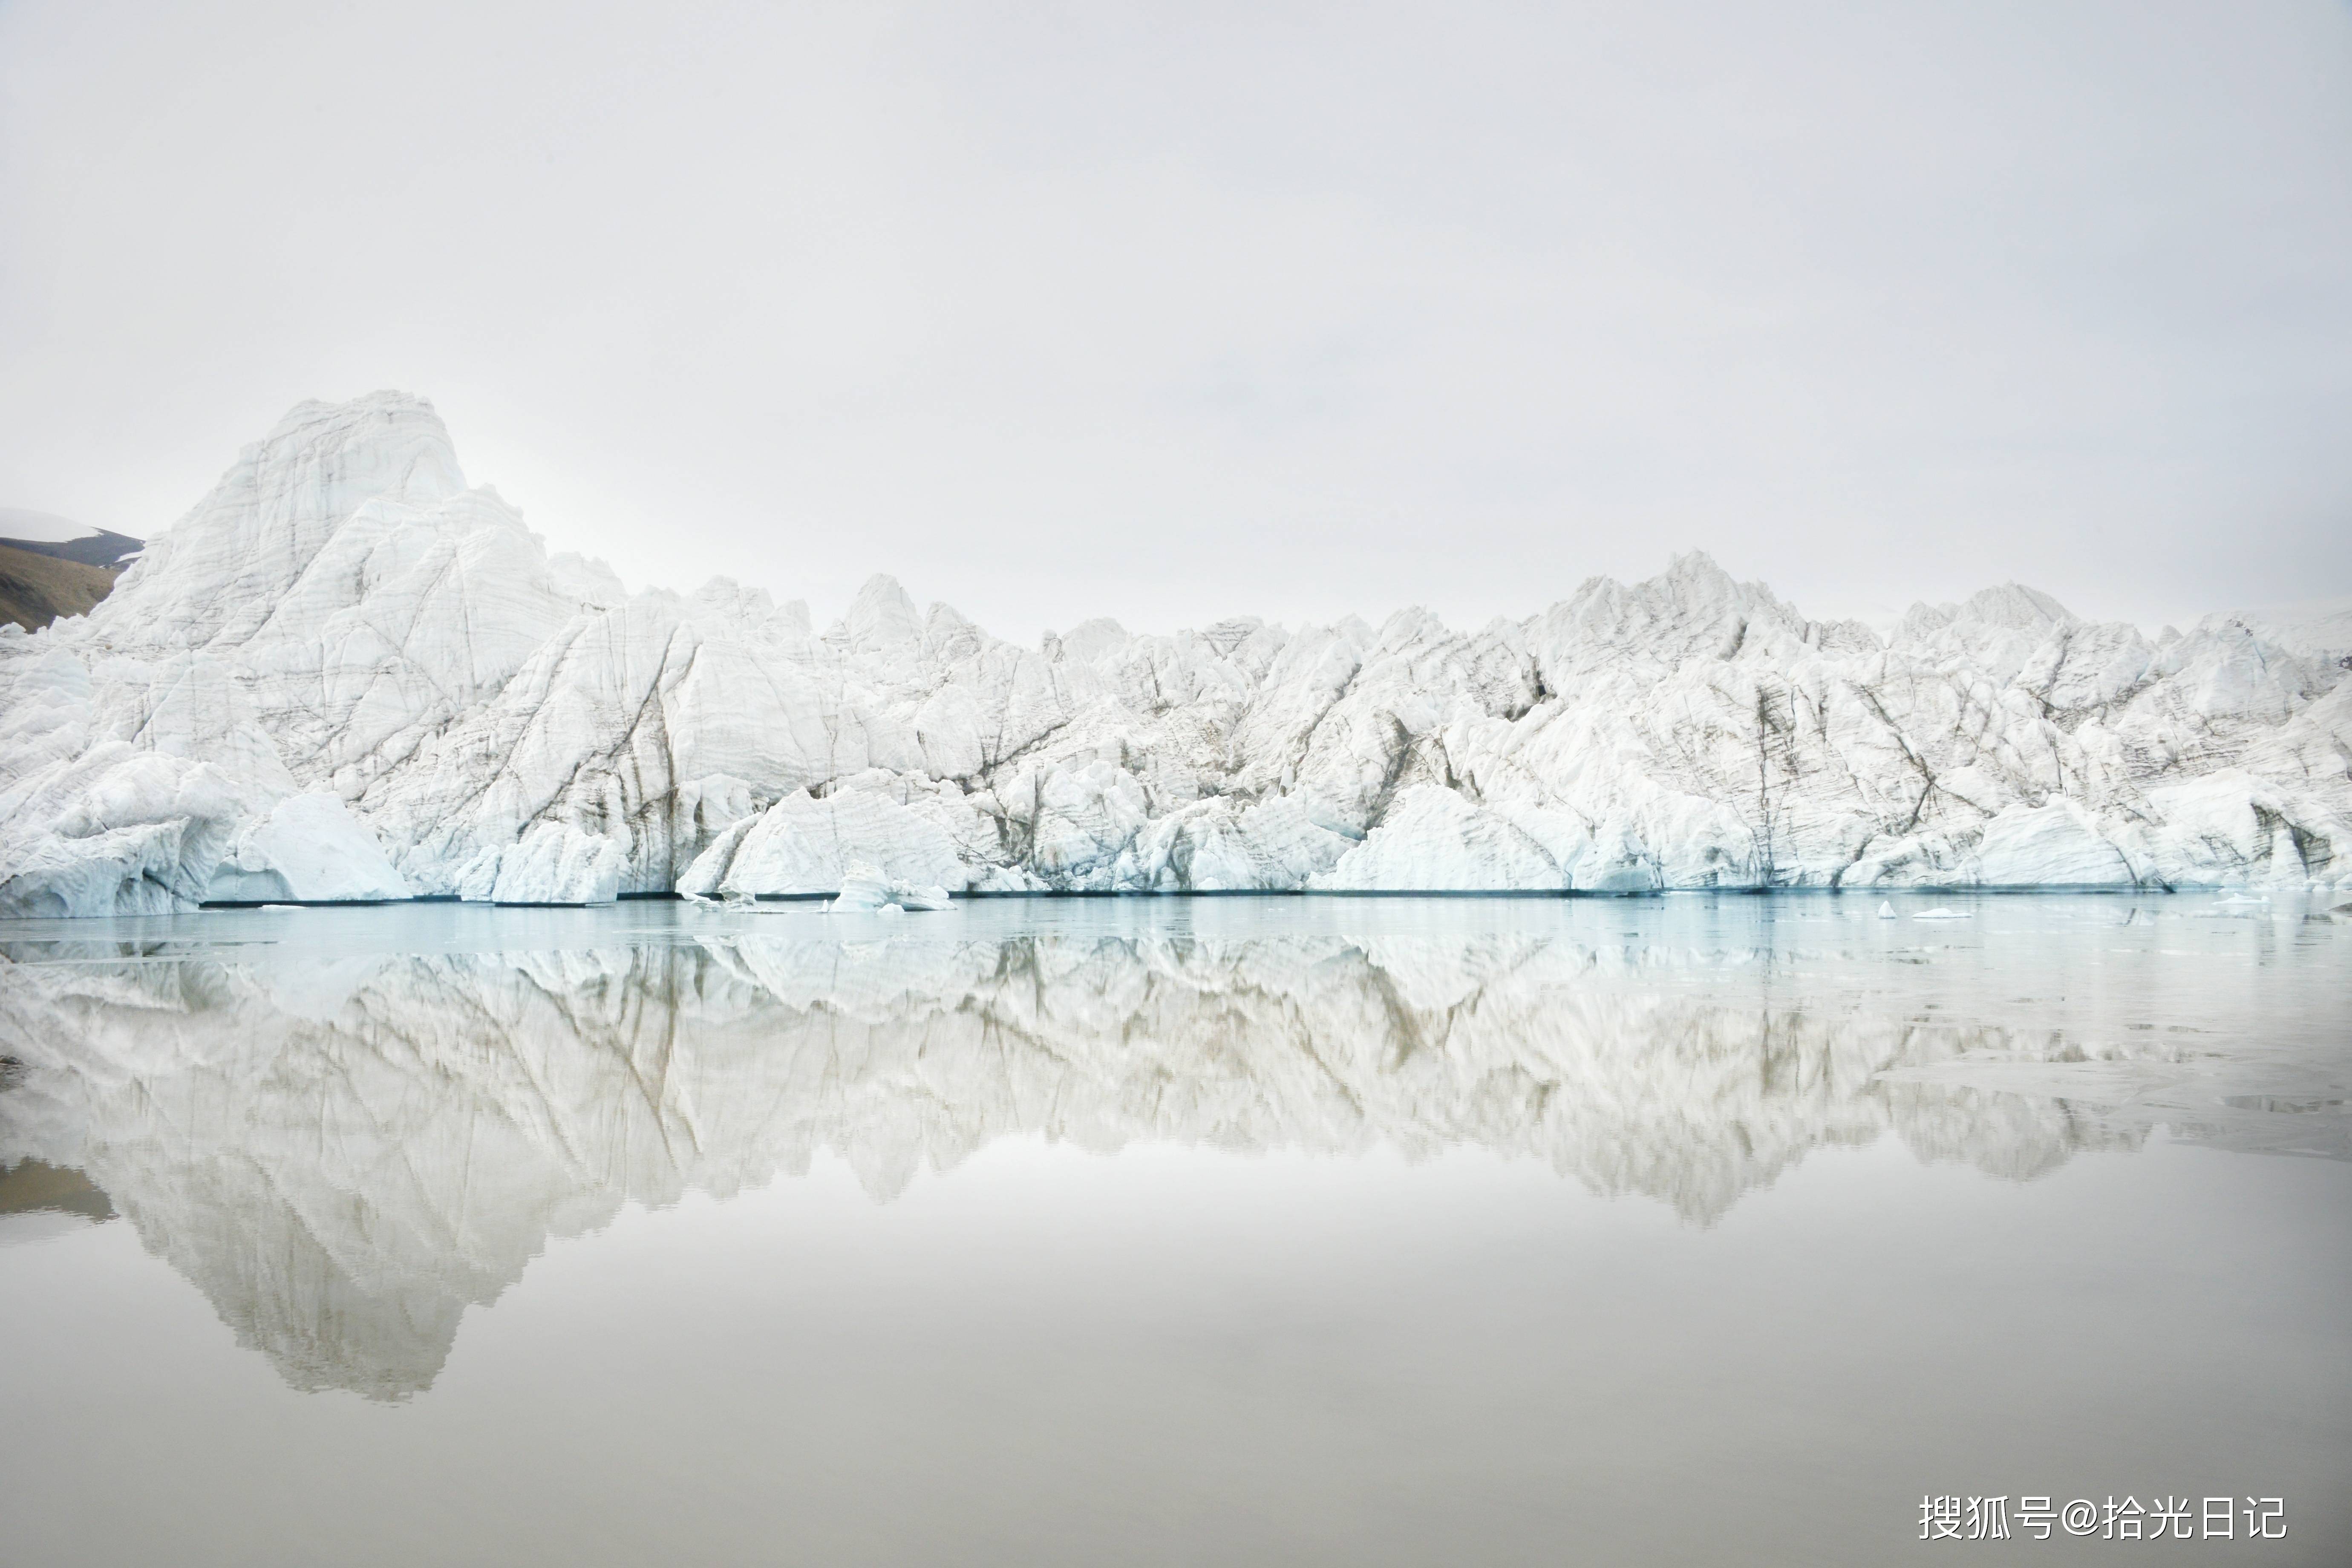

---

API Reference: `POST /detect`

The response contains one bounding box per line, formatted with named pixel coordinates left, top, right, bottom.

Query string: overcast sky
left=3, top=0, right=2347, bottom=638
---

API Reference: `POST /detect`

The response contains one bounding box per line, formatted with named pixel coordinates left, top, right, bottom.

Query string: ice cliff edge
left=2, top=391, right=2346, bottom=917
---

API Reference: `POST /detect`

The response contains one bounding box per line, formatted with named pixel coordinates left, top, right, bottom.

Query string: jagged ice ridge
left=2, top=392, right=2347, bottom=915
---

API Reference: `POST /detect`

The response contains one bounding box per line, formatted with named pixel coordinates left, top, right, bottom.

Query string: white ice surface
left=2196, top=597, right=2352, bottom=669
left=208, top=792, right=412, bottom=902
left=3, top=392, right=2349, bottom=916
left=453, top=821, right=625, bottom=905
left=825, top=861, right=953, bottom=913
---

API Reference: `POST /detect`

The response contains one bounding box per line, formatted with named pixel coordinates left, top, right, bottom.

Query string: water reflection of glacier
left=1, top=897, right=2343, bottom=1399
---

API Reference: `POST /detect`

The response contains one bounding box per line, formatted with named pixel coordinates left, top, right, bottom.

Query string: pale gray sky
left=3, top=0, right=2348, bottom=637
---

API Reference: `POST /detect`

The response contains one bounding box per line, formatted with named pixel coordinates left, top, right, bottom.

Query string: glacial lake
left=2, top=893, right=2347, bottom=1566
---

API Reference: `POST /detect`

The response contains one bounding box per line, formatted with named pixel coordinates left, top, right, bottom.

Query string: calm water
left=2, top=893, right=2347, bottom=1565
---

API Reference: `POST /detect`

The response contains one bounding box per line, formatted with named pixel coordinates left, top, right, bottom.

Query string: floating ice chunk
left=825, top=861, right=952, bottom=913
left=828, top=865, right=892, bottom=911
left=703, top=891, right=816, bottom=916
left=1878, top=901, right=1898, bottom=919
left=1912, top=907, right=1973, bottom=920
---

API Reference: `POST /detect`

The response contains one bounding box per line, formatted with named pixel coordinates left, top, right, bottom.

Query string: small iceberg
left=827, top=862, right=954, bottom=914
left=1877, top=901, right=1898, bottom=920
left=1912, top=907, right=1972, bottom=920
left=683, top=890, right=783, bottom=912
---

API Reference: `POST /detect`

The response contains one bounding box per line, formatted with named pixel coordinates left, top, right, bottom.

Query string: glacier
left=1, top=390, right=2347, bottom=917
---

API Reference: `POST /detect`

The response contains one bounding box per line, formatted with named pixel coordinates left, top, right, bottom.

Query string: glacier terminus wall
left=1, top=392, right=2346, bottom=917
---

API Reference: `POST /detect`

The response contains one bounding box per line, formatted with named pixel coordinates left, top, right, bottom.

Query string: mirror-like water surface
left=3, top=894, right=2347, bottom=1564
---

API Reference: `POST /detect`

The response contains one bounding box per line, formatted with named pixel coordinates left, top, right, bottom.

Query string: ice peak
left=1375, top=606, right=1447, bottom=650
left=1059, top=617, right=1131, bottom=663
left=1562, top=551, right=1758, bottom=622
left=272, top=386, right=435, bottom=425
left=252, top=392, right=466, bottom=505
left=1959, top=582, right=2074, bottom=631
left=1663, top=548, right=1735, bottom=586
left=2198, top=597, right=2352, bottom=668
left=1649, top=550, right=1766, bottom=610
left=841, top=573, right=923, bottom=647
